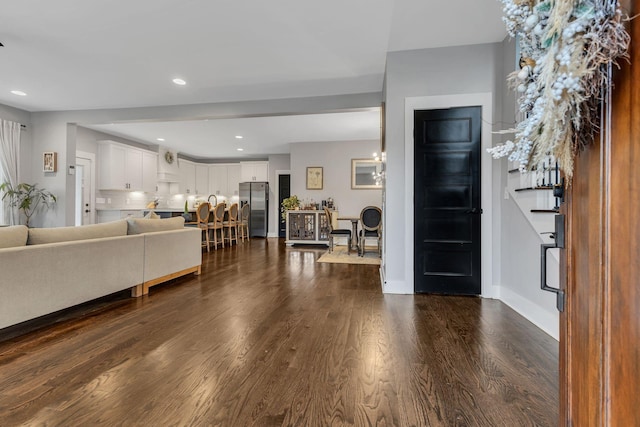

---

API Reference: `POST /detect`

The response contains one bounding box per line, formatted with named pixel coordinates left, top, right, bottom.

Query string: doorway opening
left=75, top=151, right=95, bottom=226
left=277, top=172, right=291, bottom=238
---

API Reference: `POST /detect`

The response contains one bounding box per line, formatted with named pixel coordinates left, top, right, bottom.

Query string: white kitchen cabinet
left=227, top=164, right=240, bottom=196
left=240, top=161, right=268, bottom=182
left=195, top=164, right=209, bottom=195
left=179, top=160, right=196, bottom=195
left=208, top=165, right=228, bottom=196
left=98, top=141, right=156, bottom=192
left=208, top=164, right=241, bottom=197
left=142, top=151, right=158, bottom=193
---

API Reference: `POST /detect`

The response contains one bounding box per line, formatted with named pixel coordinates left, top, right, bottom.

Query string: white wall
left=0, top=103, right=33, bottom=189
left=289, top=140, right=382, bottom=218
left=496, top=37, right=559, bottom=339
left=384, top=43, right=502, bottom=294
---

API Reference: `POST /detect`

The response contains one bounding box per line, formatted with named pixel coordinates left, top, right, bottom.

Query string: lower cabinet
left=285, top=210, right=330, bottom=245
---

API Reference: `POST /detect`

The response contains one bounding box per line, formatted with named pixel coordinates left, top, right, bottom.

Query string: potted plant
left=281, top=195, right=300, bottom=220
left=0, top=182, right=57, bottom=227
left=182, top=200, right=192, bottom=222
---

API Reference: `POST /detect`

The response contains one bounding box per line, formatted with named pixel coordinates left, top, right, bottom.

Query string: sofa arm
left=142, top=228, right=202, bottom=294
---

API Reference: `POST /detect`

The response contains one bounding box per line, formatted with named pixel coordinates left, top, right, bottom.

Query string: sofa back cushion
left=27, top=220, right=128, bottom=245
left=0, top=225, right=29, bottom=248
left=127, top=216, right=185, bottom=235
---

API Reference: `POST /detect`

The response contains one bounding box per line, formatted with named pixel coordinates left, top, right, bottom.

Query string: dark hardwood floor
left=0, top=239, right=558, bottom=426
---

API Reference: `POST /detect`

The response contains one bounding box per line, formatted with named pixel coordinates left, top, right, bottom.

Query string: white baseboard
left=382, top=279, right=412, bottom=294
left=267, top=232, right=278, bottom=238
left=498, top=287, right=559, bottom=341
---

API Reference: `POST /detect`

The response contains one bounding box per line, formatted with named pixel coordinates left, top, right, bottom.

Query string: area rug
left=317, top=246, right=381, bottom=265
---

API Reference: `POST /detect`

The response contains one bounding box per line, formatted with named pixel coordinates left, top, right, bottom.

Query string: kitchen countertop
left=96, top=207, right=193, bottom=212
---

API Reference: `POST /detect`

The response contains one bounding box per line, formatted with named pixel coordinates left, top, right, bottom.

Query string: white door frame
left=75, top=151, right=96, bottom=225
left=403, top=92, right=497, bottom=298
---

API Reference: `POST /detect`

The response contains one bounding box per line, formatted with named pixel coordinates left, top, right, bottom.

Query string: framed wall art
left=43, top=152, right=57, bottom=172
left=306, top=166, right=323, bottom=190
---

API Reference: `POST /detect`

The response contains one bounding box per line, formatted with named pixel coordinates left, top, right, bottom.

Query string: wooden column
left=560, top=1, right=639, bottom=425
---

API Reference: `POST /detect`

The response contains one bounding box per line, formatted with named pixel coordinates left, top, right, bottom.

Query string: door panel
left=414, top=107, right=481, bottom=295
left=561, top=1, right=640, bottom=424
left=278, top=174, right=290, bottom=238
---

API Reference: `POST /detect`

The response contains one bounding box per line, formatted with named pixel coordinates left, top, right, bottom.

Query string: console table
left=285, top=210, right=334, bottom=245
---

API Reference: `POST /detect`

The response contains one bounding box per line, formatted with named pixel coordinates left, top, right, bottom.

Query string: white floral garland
left=488, top=0, right=630, bottom=178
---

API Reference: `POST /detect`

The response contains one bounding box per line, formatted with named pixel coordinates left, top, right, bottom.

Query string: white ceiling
left=0, top=0, right=505, bottom=157
left=85, top=109, right=382, bottom=159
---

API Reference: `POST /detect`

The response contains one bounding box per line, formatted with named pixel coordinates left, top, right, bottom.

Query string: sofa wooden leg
left=195, top=265, right=202, bottom=275
left=131, top=284, right=144, bottom=298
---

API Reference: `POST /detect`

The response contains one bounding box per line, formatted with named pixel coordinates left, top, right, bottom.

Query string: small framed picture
left=43, top=152, right=57, bottom=172
left=306, top=166, right=323, bottom=190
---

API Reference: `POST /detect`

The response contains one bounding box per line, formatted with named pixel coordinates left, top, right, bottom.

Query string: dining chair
left=210, top=203, right=225, bottom=249
left=196, top=202, right=211, bottom=252
left=358, top=206, right=382, bottom=257
left=223, top=203, right=239, bottom=245
left=239, top=203, right=250, bottom=242
left=323, top=207, right=351, bottom=254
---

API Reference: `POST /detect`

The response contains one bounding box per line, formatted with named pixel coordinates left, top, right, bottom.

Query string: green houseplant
left=0, top=182, right=57, bottom=227
left=281, top=195, right=300, bottom=220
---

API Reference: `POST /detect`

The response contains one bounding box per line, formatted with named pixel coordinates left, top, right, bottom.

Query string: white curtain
left=0, top=119, right=21, bottom=225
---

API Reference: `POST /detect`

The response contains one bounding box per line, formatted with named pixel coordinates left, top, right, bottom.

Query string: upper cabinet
left=208, top=165, right=228, bottom=196
left=209, top=164, right=241, bottom=197
left=179, top=160, right=196, bottom=195
left=227, top=164, right=240, bottom=196
left=179, top=160, right=209, bottom=195
left=98, top=141, right=157, bottom=192
left=195, top=164, right=209, bottom=195
left=240, top=161, right=269, bottom=182
left=142, top=151, right=158, bottom=193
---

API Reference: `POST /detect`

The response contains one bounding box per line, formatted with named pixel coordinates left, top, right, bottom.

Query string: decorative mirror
left=351, top=159, right=382, bottom=189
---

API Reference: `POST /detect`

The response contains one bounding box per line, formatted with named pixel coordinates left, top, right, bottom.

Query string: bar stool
left=239, top=203, right=250, bottom=242
left=196, top=202, right=212, bottom=252
left=223, top=203, right=239, bottom=245
left=210, top=203, right=225, bottom=249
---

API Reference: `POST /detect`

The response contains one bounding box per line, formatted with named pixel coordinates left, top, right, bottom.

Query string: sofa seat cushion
left=27, top=220, right=128, bottom=245
left=127, top=216, right=185, bottom=235
left=0, top=225, right=29, bottom=248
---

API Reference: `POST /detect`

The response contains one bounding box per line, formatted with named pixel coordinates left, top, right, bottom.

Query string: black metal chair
left=323, top=207, right=351, bottom=254
left=358, top=206, right=382, bottom=257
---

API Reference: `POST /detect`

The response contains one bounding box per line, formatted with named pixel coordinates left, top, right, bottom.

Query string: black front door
left=414, top=106, right=481, bottom=295
left=278, top=174, right=290, bottom=238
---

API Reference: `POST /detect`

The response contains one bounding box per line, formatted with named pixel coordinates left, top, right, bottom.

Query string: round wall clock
left=164, top=151, right=175, bottom=164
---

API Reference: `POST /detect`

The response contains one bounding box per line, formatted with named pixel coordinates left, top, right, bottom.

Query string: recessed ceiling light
left=237, top=148, right=244, bottom=151
left=172, top=78, right=186, bottom=86
left=235, top=135, right=243, bottom=139
left=157, top=138, right=165, bottom=142
left=11, top=90, right=26, bottom=96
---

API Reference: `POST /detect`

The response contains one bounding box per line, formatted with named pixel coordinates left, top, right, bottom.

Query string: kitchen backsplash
left=96, top=190, right=239, bottom=210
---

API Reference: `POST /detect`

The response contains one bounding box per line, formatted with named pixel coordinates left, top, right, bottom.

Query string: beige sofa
left=0, top=217, right=201, bottom=330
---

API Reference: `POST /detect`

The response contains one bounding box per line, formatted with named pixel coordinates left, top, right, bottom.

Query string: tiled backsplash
left=96, top=190, right=240, bottom=210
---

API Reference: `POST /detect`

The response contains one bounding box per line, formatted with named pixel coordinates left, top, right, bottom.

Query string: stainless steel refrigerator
left=239, top=182, right=269, bottom=238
